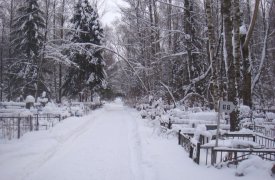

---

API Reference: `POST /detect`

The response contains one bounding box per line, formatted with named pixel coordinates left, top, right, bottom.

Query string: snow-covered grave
left=136, top=96, right=275, bottom=171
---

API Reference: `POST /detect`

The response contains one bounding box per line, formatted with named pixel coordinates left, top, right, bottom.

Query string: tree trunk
left=35, top=0, right=50, bottom=101
left=233, top=0, right=241, bottom=97
left=167, top=0, right=172, bottom=50
left=59, top=0, right=66, bottom=103
left=252, top=0, right=272, bottom=91
left=0, top=18, right=4, bottom=101
left=184, top=0, right=192, bottom=83
left=7, top=0, right=14, bottom=101
left=241, top=0, right=260, bottom=108
left=223, top=0, right=238, bottom=131
left=205, top=0, right=219, bottom=110
left=53, top=0, right=58, bottom=102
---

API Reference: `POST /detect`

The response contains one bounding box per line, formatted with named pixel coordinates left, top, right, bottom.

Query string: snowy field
left=0, top=100, right=273, bottom=180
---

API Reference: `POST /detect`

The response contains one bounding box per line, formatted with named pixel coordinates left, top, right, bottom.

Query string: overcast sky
left=100, top=0, right=128, bottom=26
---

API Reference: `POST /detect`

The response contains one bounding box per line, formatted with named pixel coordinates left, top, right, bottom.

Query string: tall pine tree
left=63, top=0, right=105, bottom=101
left=10, top=0, right=45, bottom=98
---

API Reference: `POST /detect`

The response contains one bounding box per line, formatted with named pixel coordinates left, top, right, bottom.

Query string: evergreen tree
left=63, top=0, right=105, bottom=100
left=10, top=0, right=45, bottom=98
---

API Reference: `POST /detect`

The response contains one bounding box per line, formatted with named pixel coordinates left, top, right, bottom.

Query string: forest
left=0, top=0, right=275, bottom=129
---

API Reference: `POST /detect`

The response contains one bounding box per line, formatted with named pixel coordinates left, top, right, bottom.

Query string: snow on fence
left=0, top=102, right=41, bottom=109
left=252, top=124, right=275, bottom=138
left=200, top=133, right=275, bottom=166
left=177, top=131, right=275, bottom=166
left=254, top=134, right=275, bottom=148
left=0, top=101, right=102, bottom=140
left=209, top=147, right=275, bottom=166
left=0, top=114, right=62, bottom=139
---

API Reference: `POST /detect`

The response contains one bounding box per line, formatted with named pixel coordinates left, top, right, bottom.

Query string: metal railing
left=178, top=130, right=201, bottom=164
left=178, top=131, right=275, bottom=166
left=0, top=114, right=61, bottom=139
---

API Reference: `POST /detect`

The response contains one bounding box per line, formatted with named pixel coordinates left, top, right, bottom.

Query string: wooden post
left=215, top=101, right=221, bottom=147
left=271, top=164, right=275, bottom=174
left=234, top=151, right=238, bottom=165
left=168, top=119, right=172, bottom=129
left=199, top=135, right=203, bottom=144
left=211, top=148, right=216, bottom=165
left=29, top=116, right=33, bottom=131
left=196, top=143, right=201, bottom=165
left=36, top=114, right=39, bottom=131
left=17, top=117, right=21, bottom=139
left=178, top=130, right=181, bottom=145
left=189, top=146, right=193, bottom=158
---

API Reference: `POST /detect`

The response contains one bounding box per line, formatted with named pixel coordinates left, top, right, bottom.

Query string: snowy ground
left=0, top=101, right=273, bottom=180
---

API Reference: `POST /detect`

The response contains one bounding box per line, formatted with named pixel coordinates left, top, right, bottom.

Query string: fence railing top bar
left=0, top=116, right=30, bottom=118
left=255, top=133, right=275, bottom=141
left=213, top=147, right=275, bottom=152
left=200, top=144, right=215, bottom=148
left=180, top=132, right=193, bottom=138
left=0, top=113, right=61, bottom=119
left=221, top=133, right=256, bottom=139
left=223, top=132, right=255, bottom=136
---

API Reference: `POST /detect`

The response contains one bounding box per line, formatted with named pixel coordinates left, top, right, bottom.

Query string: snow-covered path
left=0, top=101, right=273, bottom=180
left=26, top=103, right=143, bottom=180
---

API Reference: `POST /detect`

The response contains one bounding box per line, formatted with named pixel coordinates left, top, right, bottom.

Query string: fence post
left=59, top=114, right=61, bottom=122
left=189, top=146, right=193, bottom=158
left=168, top=119, right=172, bottom=129
left=178, top=130, right=181, bottom=145
left=211, top=148, right=216, bottom=165
left=196, top=143, right=201, bottom=165
left=29, top=116, right=33, bottom=131
left=17, top=117, right=21, bottom=139
left=253, top=135, right=256, bottom=142
left=36, top=114, right=39, bottom=131
left=199, top=135, right=203, bottom=144
left=234, top=151, right=238, bottom=165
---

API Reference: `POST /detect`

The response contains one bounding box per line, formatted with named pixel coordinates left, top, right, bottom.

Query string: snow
left=202, top=139, right=261, bottom=148
left=92, top=94, right=101, bottom=105
left=236, top=155, right=272, bottom=176
left=19, top=109, right=33, bottom=117
left=266, top=112, right=275, bottom=120
left=100, top=0, right=129, bottom=26
left=0, top=101, right=273, bottom=180
left=189, top=111, right=217, bottom=122
left=25, top=95, right=35, bottom=103
left=185, top=34, right=191, bottom=40
left=240, top=24, right=247, bottom=35
left=41, top=102, right=64, bottom=115
left=87, top=72, right=95, bottom=83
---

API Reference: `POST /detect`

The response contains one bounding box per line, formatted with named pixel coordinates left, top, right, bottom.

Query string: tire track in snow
left=125, top=109, right=144, bottom=180
left=21, top=109, right=103, bottom=180
left=127, top=109, right=157, bottom=180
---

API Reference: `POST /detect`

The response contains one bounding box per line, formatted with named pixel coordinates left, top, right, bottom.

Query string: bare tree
left=241, top=0, right=260, bottom=108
